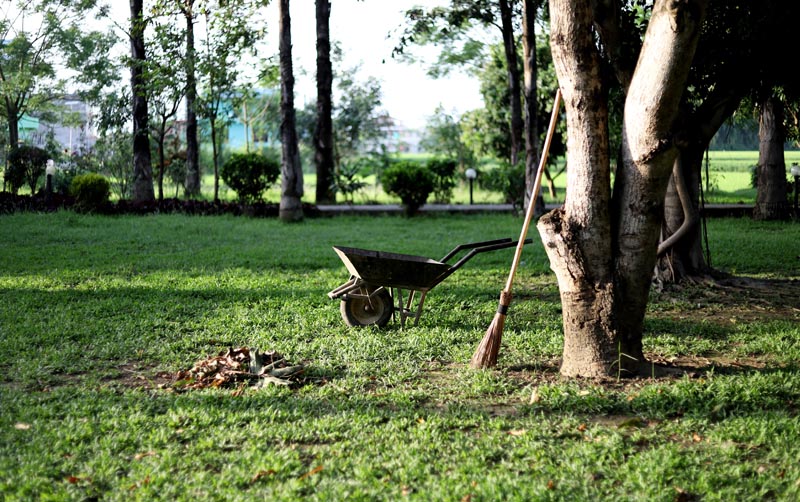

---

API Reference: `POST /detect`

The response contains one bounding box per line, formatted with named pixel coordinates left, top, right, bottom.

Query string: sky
left=260, top=0, right=484, bottom=129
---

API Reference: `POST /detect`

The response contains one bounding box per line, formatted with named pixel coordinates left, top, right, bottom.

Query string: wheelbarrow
left=327, top=238, right=531, bottom=327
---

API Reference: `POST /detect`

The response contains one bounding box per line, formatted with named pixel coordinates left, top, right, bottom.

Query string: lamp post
left=791, top=163, right=800, bottom=218
left=46, top=159, right=55, bottom=203
left=465, top=168, right=477, bottom=205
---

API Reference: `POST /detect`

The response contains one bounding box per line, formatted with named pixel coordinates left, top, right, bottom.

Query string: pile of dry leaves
left=168, top=347, right=305, bottom=392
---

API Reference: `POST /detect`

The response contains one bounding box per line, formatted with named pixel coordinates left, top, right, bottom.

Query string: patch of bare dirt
left=110, top=362, right=173, bottom=390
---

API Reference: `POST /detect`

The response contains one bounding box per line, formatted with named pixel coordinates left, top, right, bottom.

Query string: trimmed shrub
left=70, top=173, right=110, bottom=212
left=221, top=152, right=280, bottom=203
left=381, top=161, right=435, bottom=216
left=426, top=158, right=458, bottom=203
left=479, top=162, right=525, bottom=209
left=5, top=146, right=49, bottom=195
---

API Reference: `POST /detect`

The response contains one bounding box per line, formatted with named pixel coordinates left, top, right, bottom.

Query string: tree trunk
left=6, top=107, right=19, bottom=149
left=130, top=0, right=155, bottom=204
left=183, top=1, right=201, bottom=198
left=279, top=0, right=304, bottom=222
left=656, top=84, right=744, bottom=282
left=538, top=0, right=708, bottom=378
left=655, top=145, right=716, bottom=282
left=157, top=131, right=166, bottom=201
left=753, top=94, right=789, bottom=220
left=314, top=0, right=335, bottom=205
left=499, top=0, right=523, bottom=167
left=522, top=0, right=546, bottom=216
left=210, top=120, right=219, bottom=203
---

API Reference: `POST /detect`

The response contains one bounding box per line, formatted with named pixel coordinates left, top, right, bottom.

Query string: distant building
left=360, top=116, right=423, bottom=154
left=382, top=121, right=423, bottom=154
left=19, top=94, right=96, bottom=154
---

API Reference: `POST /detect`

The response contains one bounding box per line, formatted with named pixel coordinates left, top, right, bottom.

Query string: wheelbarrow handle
left=439, top=238, right=513, bottom=263
left=428, top=238, right=533, bottom=290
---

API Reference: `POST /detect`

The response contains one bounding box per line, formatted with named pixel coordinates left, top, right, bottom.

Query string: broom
left=470, top=87, right=562, bottom=369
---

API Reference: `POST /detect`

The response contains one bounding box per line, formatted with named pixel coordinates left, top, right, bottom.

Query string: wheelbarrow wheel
left=340, top=288, right=393, bottom=327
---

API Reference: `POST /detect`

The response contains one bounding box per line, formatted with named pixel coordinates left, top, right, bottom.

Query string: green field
left=1, top=213, right=798, bottom=500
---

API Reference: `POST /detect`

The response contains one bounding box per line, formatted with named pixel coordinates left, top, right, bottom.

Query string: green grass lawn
left=1, top=212, right=799, bottom=501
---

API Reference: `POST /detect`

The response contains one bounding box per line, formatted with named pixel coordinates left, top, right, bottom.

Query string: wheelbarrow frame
left=328, top=238, right=531, bottom=327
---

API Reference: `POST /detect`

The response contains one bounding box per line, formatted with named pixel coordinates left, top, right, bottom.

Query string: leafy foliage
left=460, top=45, right=513, bottom=162
left=426, top=157, right=458, bottom=203
left=381, top=161, right=435, bottom=215
left=220, top=152, right=280, bottom=203
left=94, top=132, right=134, bottom=200
left=6, top=145, right=49, bottom=194
left=420, top=105, right=475, bottom=170
left=331, top=161, right=368, bottom=204
left=478, top=162, right=525, bottom=209
left=0, top=2, right=115, bottom=147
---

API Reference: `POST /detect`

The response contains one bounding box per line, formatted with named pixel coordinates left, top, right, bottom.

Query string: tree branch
left=657, top=157, right=698, bottom=256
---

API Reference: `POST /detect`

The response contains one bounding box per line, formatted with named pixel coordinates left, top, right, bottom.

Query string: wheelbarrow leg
left=395, top=288, right=409, bottom=328
left=413, top=291, right=428, bottom=327
left=391, top=288, right=428, bottom=327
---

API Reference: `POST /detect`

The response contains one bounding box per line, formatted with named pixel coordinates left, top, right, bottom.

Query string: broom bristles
left=471, top=290, right=512, bottom=369
left=470, top=312, right=506, bottom=369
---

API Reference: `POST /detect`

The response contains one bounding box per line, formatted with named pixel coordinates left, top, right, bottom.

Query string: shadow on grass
left=90, top=359, right=799, bottom=428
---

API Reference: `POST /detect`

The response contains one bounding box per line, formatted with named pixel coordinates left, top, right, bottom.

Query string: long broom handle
left=503, top=87, right=562, bottom=293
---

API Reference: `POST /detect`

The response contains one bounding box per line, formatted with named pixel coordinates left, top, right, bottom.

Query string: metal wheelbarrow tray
left=327, top=238, right=530, bottom=327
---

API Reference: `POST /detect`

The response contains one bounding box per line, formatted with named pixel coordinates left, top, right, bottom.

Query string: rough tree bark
left=279, top=0, right=304, bottom=222
left=754, top=94, right=790, bottom=220
left=130, top=0, right=155, bottom=204
left=538, top=0, right=709, bottom=378
left=314, top=0, right=335, bottom=205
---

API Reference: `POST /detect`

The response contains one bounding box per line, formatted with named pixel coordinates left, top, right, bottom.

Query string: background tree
left=521, top=0, right=544, bottom=213
left=181, top=0, right=200, bottom=198
left=196, top=0, right=263, bottom=202
left=295, top=58, right=390, bottom=197
left=95, top=130, right=134, bottom=200
left=753, top=94, right=789, bottom=220
left=146, top=21, right=186, bottom=201
left=0, top=1, right=111, bottom=147
left=753, top=93, right=790, bottom=220
left=420, top=105, right=474, bottom=170
left=332, top=66, right=389, bottom=163
left=314, top=0, right=335, bottom=204
left=5, top=144, right=48, bottom=194
left=396, top=0, right=561, bottom=209
left=150, top=0, right=200, bottom=197
left=237, top=63, right=282, bottom=151
left=129, top=0, right=155, bottom=203
left=278, top=0, right=303, bottom=221
left=148, top=0, right=202, bottom=198
left=495, top=0, right=522, bottom=167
